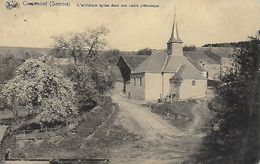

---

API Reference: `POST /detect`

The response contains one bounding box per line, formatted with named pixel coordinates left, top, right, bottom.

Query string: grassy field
left=10, top=100, right=141, bottom=159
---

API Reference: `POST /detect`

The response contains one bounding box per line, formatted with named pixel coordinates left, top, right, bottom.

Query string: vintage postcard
left=0, top=0, right=259, bottom=163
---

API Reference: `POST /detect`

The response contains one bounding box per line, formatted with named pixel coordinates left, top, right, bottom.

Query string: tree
left=52, top=26, right=114, bottom=108
left=183, top=45, right=197, bottom=51
left=204, top=37, right=260, bottom=163
left=0, top=54, right=24, bottom=84
left=1, top=56, right=78, bottom=124
left=210, top=38, right=259, bottom=133
left=103, top=49, right=121, bottom=65
left=137, top=48, right=152, bottom=56
left=65, top=62, right=114, bottom=106
left=51, top=26, right=109, bottom=63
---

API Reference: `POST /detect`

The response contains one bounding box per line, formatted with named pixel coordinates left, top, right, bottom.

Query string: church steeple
left=167, top=12, right=183, bottom=56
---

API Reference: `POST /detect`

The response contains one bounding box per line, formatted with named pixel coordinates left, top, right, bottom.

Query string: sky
left=0, top=0, right=260, bottom=51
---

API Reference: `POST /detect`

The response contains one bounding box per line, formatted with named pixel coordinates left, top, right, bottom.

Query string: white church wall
left=179, top=79, right=207, bottom=99
left=144, top=73, right=162, bottom=101
left=162, top=73, right=173, bottom=97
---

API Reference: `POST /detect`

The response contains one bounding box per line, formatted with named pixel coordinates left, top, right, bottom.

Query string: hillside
left=0, top=46, right=51, bottom=59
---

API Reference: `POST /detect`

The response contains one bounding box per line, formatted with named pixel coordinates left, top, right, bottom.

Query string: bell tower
left=167, top=13, right=183, bottom=56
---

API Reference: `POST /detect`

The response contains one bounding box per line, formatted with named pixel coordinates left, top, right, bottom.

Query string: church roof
left=164, top=55, right=206, bottom=80
left=132, top=51, right=168, bottom=73
left=186, top=57, right=207, bottom=72
left=170, top=65, right=185, bottom=80
left=132, top=51, right=206, bottom=80
left=176, top=64, right=205, bottom=80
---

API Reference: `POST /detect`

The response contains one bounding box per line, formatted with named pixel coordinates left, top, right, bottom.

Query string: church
left=126, top=17, right=207, bottom=101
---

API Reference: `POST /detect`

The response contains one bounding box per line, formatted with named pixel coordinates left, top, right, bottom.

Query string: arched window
left=192, top=80, right=196, bottom=86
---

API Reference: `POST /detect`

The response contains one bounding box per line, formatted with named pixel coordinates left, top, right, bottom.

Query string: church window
left=192, top=80, right=196, bottom=86
left=140, top=77, right=142, bottom=86
left=134, top=77, right=136, bottom=86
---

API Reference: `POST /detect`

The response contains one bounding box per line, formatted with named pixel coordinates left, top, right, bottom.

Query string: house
left=206, top=47, right=235, bottom=76
left=184, top=49, right=221, bottom=80
left=116, top=55, right=148, bottom=93
left=126, top=18, right=207, bottom=101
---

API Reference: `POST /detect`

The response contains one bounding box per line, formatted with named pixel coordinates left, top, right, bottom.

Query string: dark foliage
left=202, top=41, right=253, bottom=48
left=189, top=38, right=260, bottom=163
left=183, top=45, right=197, bottom=51
left=210, top=38, right=259, bottom=134
left=102, top=49, right=121, bottom=65
left=0, top=54, right=24, bottom=84
left=137, top=48, right=152, bottom=56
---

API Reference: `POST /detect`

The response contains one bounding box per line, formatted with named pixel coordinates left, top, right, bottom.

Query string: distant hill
left=202, top=41, right=250, bottom=48
left=0, top=46, right=51, bottom=59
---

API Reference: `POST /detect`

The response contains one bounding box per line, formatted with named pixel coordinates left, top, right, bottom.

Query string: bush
left=151, top=101, right=196, bottom=129
left=137, top=48, right=152, bottom=56
left=183, top=45, right=197, bottom=51
left=75, top=98, right=115, bottom=137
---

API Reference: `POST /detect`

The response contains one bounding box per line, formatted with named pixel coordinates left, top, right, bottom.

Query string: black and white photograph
left=0, top=0, right=259, bottom=163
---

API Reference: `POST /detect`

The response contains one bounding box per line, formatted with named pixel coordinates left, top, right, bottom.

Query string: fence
left=6, top=158, right=110, bottom=164
left=15, top=126, right=65, bottom=140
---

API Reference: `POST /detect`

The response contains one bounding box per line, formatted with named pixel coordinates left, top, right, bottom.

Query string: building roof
left=210, top=47, right=235, bottom=58
left=164, top=55, right=206, bottom=80
left=132, top=51, right=168, bottom=73
left=121, top=55, right=149, bottom=70
left=186, top=57, right=206, bottom=72
left=184, top=51, right=219, bottom=64
left=132, top=51, right=206, bottom=80
left=170, top=65, right=185, bottom=80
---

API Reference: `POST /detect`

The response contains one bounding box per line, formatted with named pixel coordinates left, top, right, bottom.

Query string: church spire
left=167, top=13, right=182, bottom=44
left=176, top=21, right=180, bottom=40
left=167, top=8, right=183, bottom=56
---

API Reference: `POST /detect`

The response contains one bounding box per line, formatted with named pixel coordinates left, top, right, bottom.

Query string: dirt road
left=110, top=87, right=209, bottom=163
left=189, top=102, right=209, bottom=134
left=113, top=94, right=184, bottom=141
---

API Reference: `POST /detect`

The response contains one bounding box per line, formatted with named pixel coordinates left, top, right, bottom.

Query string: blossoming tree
left=52, top=26, right=114, bottom=107
left=1, top=56, right=78, bottom=124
